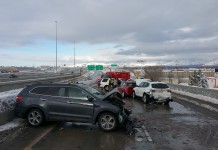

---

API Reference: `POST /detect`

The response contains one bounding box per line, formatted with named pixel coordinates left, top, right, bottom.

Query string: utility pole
left=55, top=20, right=58, bottom=73
left=74, top=40, right=75, bottom=68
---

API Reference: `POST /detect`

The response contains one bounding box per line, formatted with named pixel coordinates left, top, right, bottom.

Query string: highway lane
left=0, top=67, right=83, bottom=82
left=0, top=72, right=73, bottom=82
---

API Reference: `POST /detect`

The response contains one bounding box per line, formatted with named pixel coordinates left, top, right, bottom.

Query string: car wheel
left=122, top=91, right=125, bottom=98
left=26, top=109, right=44, bottom=127
left=133, top=91, right=136, bottom=99
left=98, top=113, right=117, bottom=132
left=142, top=94, right=150, bottom=104
left=104, top=85, right=109, bottom=91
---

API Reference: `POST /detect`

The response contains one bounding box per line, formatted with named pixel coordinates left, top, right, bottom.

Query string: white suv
left=132, top=81, right=173, bottom=104
left=99, top=78, right=111, bottom=91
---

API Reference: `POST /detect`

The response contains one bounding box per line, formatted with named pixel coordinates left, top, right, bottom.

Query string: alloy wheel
left=27, top=109, right=44, bottom=126
left=98, top=113, right=117, bottom=131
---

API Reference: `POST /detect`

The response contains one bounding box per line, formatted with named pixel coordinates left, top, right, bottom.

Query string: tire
left=142, top=93, right=150, bottom=104
left=98, top=113, right=117, bottom=132
left=122, top=91, right=125, bottom=98
left=132, top=91, right=136, bottom=99
left=104, top=85, right=109, bottom=91
left=26, top=109, right=44, bottom=127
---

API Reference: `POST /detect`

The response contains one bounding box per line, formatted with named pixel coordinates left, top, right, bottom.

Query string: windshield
left=151, top=83, right=169, bottom=89
left=79, top=84, right=104, bottom=97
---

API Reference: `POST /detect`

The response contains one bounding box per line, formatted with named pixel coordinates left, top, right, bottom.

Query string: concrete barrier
left=168, top=84, right=218, bottom=100
left=0, top=110, right=14, bottom=126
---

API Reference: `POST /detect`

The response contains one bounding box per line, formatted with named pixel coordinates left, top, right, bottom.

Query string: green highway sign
left=111, top=64, right=117, bottom=67
left=87, top=65, right=95, bottom=70
left=96, top=65, right=103, bottom=70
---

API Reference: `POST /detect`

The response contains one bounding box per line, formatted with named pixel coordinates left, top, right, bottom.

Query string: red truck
left=105, top=71, right=130, bottom=81
left=97, top=71, right=131, bottom=86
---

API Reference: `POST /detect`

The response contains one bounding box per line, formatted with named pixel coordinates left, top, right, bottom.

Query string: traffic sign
left=111, top=64, right=117, bottom=67
left=87, top=65, right=95, bottom=70
left=96, top=65, right=103, bottom=70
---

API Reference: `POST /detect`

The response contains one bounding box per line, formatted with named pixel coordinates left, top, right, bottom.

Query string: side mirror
left=88, top=96, right=94, bottom=102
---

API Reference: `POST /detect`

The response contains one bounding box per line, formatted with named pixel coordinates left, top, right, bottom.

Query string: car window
left=59, top=88, right=65, bottom=96
left=43, top=87, right=61, bottom=96
left=103, top=74, right=111, bottom=78
left=121, top=82, right=126, bottom=86
left=68, top=87, right=88, bottom=100
left=30, top=86, right=66, bottom=97
left=78, top=84, right=104, bottom=99
left=102, top=78, right=108, bottom=82
left=144, top=82, right=149, bottom=87
left=30, top=87, right=48, bottom=94
left=152, top=83, right=169, bottom=89
left=139, top=82, right=144, bottom=87
left=81, top=85, right=103, bottom=96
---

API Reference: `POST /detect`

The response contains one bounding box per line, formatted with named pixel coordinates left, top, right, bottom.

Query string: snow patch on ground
left=172, top=89, right=218, bottom=104
left=173, top=95, right=218, bottom=113
left=0, top=118, right=24, bottom=132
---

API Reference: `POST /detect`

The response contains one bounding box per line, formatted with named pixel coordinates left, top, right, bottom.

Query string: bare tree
left=143, top=65, right=163, bottom=81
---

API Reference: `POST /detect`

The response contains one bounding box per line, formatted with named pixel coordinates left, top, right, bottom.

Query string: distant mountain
left=162, top=58, right=218, bottom=67
left=204, top=58, right=218, bottom=66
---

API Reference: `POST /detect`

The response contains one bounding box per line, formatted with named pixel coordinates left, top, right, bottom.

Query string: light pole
left=55, top=20, right=58, bottom=73
left=137, top=60, right=145, bottom=71
left=74, top=40, right=75, bottom=68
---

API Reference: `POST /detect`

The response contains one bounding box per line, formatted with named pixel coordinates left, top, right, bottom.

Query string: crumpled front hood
left=101, top=88, right=125, bottom=107
left=102, top=88, right=121, bottom=100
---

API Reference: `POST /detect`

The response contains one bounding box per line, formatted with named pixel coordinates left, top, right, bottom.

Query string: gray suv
left=14, top=83, right=131, bottom=131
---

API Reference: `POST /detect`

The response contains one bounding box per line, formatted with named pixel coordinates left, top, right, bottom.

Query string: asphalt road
left=0, top=95, right=218, bottom=150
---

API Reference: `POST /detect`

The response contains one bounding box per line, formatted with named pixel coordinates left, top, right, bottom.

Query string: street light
left=55, top=20, right=58, bottom=73
left=74, top=40, right=75, bottom=68
left=137, top=60, right=145, bottom=70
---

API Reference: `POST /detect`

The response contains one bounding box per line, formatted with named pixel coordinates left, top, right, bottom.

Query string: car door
left=136, top=82, right=145, bottom=97
left=63, top=87, right=94, bottom=122
left=35, top=86, right=70, bottom=120
left=117, top=82, right=125, bottom=93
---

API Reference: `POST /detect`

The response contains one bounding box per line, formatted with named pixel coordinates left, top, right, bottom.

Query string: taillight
left=16, top=96, right=23, bottom=102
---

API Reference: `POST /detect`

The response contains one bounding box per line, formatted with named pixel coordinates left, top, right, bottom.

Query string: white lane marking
left=144, top=129, right=153, bottom=142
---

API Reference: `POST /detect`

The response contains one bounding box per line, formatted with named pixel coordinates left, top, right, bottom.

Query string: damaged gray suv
left=14, top=83, right=131, bottom=131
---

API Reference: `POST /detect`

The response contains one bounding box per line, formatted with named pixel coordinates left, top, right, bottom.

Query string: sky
left=0, top=0, right=218, bottom=67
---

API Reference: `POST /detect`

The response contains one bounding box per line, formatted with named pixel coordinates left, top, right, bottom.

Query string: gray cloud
left=0, top=0, right=218, bottom=65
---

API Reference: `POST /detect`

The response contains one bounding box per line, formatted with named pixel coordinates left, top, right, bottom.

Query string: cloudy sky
left=0, top=0, right=218, bottom=67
